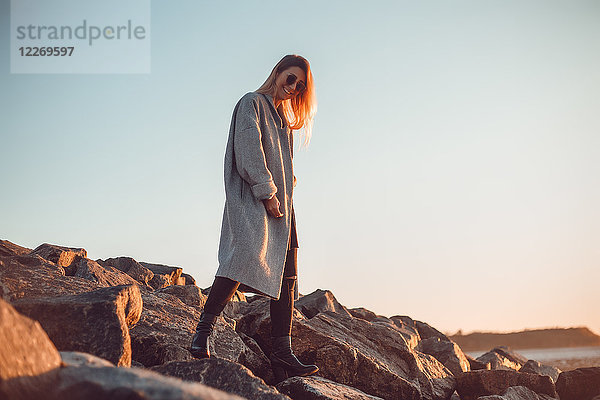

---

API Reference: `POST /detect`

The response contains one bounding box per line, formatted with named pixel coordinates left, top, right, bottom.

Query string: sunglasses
left=285, top=73, right=306, bottom=94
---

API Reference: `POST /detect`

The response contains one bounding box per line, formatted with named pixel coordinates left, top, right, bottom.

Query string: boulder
left=466, top=354, right=491, bottom=370
left=246, top=294, right=264, bottom=303
left=391, top=316, right=450, bottom=342
left=476, top=347, right=527, bottom=371
left=128, top=287, right=209, bottom=366
left=235, top=298, right=455, bottom=400
left=387, top=316, right=422, bottom=349
left=0, top=298, right=62, bottom=400
left=236, top=331, right=274, bottom=384
left=390, top=315, right=418, bottom=328
left=140, top=261, right=183, bottom=289
left=348, top=307, right=378, bottom=322
left=149, top=273, right=171, bottom=289
left=30, top=243, right=87, bottom=275
left=73, top=256, right=139, bottom=287
left=97, top=256, right=154, bottom=285
left=370, top=316, right=422, bottom=349
left=151, top=358, right=287, bottom=400
left=0, top=252, right=98, bottom=301
left=0, top=239, right=31, bottom=256
left=276, top=376, right=385, bottom=399
left=493, top=347, right=528, bottom=366
left=296, top=312, right=455, bottom=399
left=417, top=320, right=450, bottom=342
left=555, top=367, right=600, bottom=400
left=294, top=289, right=352, bottom=319
left=372, top=315, right=398, bottom=327
left=477, top=385, right=556, bottom=399
left=49, top=362, right=245, bottom=400
left=418, top=337, right=470, bottom=375
left=519, top=360, right=561, bottom=383
left=12, top=284, right=143, bottom=366
left=60, top=351, right=115, bottom=368
left=455, top=369, right=557, bottom=400
left=182, top=272, right=197, bottom=285
left=158, top=284, right=207, bottom=308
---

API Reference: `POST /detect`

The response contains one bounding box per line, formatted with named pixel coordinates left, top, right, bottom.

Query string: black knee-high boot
left=190, top=311, right=219, bottom=359
left=190, top=276, right=240, bottom=359
left=269, top=276, right=319, bottom=382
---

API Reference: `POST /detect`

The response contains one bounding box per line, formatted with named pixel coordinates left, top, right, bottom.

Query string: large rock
left=455, top=369, right=557, bottom=400
left=235, top=298, right=455, bottom=400
left=477, top=385, right=556, bottom=399
left=60, top=351, right=115, bottom=368
left=12, top=284, right=142, bottom=366
left=49, top=362, right=245, bottom=400
left=97, top=256, right=154, bottom=285
left=466, top=354, right=491, bottom=371
left=392, top=315, right=450, bottom=343
left=151, top=358, right=287, bottom=400
left=182, top=272, right=197, bottom=285
left=294, top=289, right=352, bottom=319
left=386, top=316, right=422, bottom=349
left=295, top=312, right=456, bottom=399
left=0, top=239, right=31, bottom=256
left=476, top=347, right=528, bottom=371
left=416, top=320, right=450, bottom=341
left=555, top=367, right=600, bottom=400
left=158, top=284, right=207, bottom=308
left=140, top=261, right=183, bottom=289
left=276, top=376, right=385, bottom=399
left=31, top=243, right=87, bottom=275
left=418, top=336, right=470, bottom=376
left=236, top=331, right=274, bottom=383
left=129, top=287, right=270, bottom=382
left=73, top=256, right=139, bottom=287
left=493, top=347, right=528, bottom=366
left=0, top=298, right=62, bottom=400
left=348, top=307, right=378, bottom=322
left=333, top=308, right=422, bottom=350
left=0, top=251, right=98, bottom=301
left=519, top=360, right=561, bottom=383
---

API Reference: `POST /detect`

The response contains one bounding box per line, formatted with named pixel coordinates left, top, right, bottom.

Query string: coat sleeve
left=233, top=95, right=278, bottom=200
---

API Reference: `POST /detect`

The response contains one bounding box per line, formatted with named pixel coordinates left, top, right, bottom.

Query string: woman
left=190, top=54, right=318, bottom=382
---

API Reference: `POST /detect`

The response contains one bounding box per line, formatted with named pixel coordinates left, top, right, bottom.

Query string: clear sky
left=1, top=0, right=599, bottom=336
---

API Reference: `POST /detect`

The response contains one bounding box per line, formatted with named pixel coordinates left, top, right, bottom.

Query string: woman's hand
left=262, top=195, right=283, bottom=218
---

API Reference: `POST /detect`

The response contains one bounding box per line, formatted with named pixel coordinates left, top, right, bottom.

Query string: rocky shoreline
left=451, top=328, right=600, bottom=353
left=1, top=239, right=600, bottom=400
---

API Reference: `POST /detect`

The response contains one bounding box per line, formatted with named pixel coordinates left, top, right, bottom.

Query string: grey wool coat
left=215, top=91, right=298, bottom=300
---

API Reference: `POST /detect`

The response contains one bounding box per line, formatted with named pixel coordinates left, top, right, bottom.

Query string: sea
left=466, top=346, right=600, bottom=371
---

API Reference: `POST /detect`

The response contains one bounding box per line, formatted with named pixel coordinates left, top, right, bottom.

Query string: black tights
left=204, top=248, right=297, bottom=337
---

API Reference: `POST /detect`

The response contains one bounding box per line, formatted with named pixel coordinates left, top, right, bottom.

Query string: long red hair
left=256, top=54, right=317, bottom=146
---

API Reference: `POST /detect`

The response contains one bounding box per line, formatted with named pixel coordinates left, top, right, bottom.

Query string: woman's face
left=274, top=66, right=306, bottom=102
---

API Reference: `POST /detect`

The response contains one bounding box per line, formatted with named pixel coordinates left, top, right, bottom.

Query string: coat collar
left=259, top=92, right=286, bottom=130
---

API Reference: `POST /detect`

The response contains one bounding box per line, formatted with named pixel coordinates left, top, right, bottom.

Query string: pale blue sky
left=1, top=0, right=599, bottom=335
